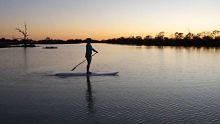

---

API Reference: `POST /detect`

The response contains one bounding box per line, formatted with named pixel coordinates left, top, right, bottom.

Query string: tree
left=45, top=37, right=52, bottom=40
left=1, top=37, right=6, bottom=41
left=185, top=32, right=194, bottom=40
left=135, top=36, right=142, bottom=40
left=16, top=22, right=29, bottom=47
left=155, top=32, right=165, bottom=40
left=196, top=32, right=204, bottom=39
left=212, top=30, right=220, bottom=39
left=174, top=32, right=184, bottom=40
left=144, top=35, right=153, bottom=40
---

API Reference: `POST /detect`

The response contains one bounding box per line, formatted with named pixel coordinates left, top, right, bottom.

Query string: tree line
left=102, top=30, right=220, bottom=47
left=1, top=30, right=220, bottom=48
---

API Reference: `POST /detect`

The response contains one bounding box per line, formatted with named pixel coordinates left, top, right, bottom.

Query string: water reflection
left=86, top=76, right=95, bottom=115
left=23, top=48, right=28, bottom=72
left=133, top=45, right=220, bottom=53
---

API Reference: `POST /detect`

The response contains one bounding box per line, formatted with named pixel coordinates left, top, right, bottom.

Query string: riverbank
left=1, top=37, right=220, bottom=48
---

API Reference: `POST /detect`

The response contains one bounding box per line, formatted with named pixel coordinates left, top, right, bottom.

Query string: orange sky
left=0, top=0, right=220, bottom=40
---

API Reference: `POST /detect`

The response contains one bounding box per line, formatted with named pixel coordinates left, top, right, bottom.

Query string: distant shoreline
left=1, top=38, right=220, bottom=48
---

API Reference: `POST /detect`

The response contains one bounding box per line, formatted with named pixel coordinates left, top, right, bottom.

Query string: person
left=85, top=38, right=98, bottom=74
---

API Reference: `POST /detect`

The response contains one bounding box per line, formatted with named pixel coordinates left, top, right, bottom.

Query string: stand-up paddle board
left=55, top=72, right=119, bottom=77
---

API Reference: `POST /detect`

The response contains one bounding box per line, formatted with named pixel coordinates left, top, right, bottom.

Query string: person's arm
left=92, top=48, right=98, bottom=53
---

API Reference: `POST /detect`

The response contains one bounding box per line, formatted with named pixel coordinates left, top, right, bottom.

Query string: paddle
left=71, top=52, right=98, bottom=71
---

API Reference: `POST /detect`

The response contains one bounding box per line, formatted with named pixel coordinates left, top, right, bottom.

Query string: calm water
left=1, top=44, right=220, bottom=124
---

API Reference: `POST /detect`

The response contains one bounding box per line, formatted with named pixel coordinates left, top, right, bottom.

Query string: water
left=1, top=44, right=220, bottom=124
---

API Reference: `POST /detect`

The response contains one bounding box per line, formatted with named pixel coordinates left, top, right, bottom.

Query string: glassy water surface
left=1, top=44, right=220, bottom=124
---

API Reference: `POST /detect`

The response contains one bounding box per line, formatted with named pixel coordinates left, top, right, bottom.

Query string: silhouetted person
left=85, top=38, right=98, bottom=74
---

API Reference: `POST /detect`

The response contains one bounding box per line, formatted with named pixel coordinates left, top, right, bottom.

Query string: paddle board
left=55, top=72, right=119, bottom=77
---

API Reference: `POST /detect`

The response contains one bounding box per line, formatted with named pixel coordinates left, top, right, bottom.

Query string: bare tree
left=16, top=22, right=29, bottom=47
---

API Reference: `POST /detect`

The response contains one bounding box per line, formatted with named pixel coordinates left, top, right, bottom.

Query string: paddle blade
left=71, top=67, right=76, bottom=71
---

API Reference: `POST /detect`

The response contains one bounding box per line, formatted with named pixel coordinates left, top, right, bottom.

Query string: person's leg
left=86, top=56, right=92, bottom=74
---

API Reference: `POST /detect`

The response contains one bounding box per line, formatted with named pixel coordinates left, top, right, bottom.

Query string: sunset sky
left=0, top=0, right=220, bottom=40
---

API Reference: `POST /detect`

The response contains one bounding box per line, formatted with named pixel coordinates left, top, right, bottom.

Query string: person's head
left=86, top=38, right=92, bottom=44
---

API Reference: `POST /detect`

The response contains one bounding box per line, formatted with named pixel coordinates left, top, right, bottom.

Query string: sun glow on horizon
left=0, top=0, right=220, bottom=40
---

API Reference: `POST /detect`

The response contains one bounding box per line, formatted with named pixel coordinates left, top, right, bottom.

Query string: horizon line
left=1, top=29, right=220, bottom=41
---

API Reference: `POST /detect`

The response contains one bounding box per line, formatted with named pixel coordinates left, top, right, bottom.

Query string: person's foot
left=87, top=72, right=92, bottom=75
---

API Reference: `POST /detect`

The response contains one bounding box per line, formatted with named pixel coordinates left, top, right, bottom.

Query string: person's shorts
left=85, top=54, right=92, bottom=59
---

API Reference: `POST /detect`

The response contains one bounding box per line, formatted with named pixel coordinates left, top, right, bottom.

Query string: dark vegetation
left=103, top=31, right=220, bottom=47
left=1, top=30, right=220, bottom=48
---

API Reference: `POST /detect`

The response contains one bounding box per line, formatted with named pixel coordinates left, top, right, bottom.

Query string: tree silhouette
left=16, top=22, right=29, bottom=47
left=175, top=32, right=184, bottom=40
left=144, top=35, right=153, bottom=40
left=155, top=32, right=165, bottom=40
left=212, top=30, right=220, bottom=39
left=1, top=28, right=217, bottom=47
left=185, top=32, right=194, bottom=40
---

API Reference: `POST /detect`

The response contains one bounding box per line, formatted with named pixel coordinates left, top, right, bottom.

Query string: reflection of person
left=85, top=38, right=98, bottom=74
left=86, top=76, right=94, bottom=114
